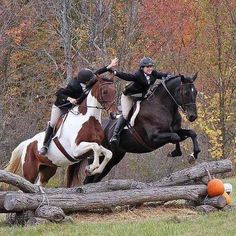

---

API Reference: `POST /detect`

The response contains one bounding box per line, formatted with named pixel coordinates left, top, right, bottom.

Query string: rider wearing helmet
left=109, top=57, right=170, bottom=146
left=39, top=58, right=118, bottom=155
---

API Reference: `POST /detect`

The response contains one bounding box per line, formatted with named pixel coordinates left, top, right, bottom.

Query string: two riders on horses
left=40, top=57, right=170, bottom=155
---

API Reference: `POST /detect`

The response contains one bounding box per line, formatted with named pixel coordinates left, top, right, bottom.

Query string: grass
left=0, top=177, right=235, bottom=236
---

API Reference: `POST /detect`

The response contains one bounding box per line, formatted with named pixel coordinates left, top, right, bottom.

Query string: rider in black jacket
left=39, top=58, right=118, bottom=155
left=109, top=57, right=170, bottom=146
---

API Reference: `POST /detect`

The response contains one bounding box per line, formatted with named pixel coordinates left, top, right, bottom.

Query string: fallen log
left=0, top=170, right=38, bottom=193
left=5, top=210, right=34, bottom=225
left=0, top=169, right=147, bottom=194
left=0, top=160, right=232, bottom=195
left=152, top=160, right=232, bottom=187
left=202, top=196, right=227, bottom=209
left=45, top=179, right=148, bottom=194
left=35, top=205, right=65, bottom=222
left=3, top=185, right=207, bottom=213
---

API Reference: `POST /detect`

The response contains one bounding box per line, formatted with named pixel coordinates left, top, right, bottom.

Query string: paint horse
left=5, top=76, right=116, bottom=186
left=67, top=73, right=201, bottom=186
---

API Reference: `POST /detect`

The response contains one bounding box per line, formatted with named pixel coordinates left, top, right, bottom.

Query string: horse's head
left=91, top=76, right=116, bottom=113
left=177, top=73, right=198, bottom=122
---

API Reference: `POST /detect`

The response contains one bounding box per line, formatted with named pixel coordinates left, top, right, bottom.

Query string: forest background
left=0, top=0, right=235, bottom=184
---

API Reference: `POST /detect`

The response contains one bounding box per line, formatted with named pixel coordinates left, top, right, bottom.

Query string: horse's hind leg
left=36, top=165, right=57, bottom=187
left=22, top=151, right=39, bottom=184
left=168, top=142, right=182, bottom=157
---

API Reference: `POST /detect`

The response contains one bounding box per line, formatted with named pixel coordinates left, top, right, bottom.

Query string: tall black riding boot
left=39, top=123, right=54, bottom=155
left=109, top=116, right=127, bottom=146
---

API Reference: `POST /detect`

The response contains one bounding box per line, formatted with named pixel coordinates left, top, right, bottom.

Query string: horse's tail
left=5, top=141, right=25, bottom=174
left=66, top=159, right=88, bottom=187
left=1, top=141, right=26, bottom=190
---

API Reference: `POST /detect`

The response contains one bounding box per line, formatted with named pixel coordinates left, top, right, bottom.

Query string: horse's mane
left=150, top=76, right=181, bottom=94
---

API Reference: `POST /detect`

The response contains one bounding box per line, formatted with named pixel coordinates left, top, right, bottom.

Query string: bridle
left=160, top=78, right=196, bottom=114
left=95, top=78, right=116, bottom=111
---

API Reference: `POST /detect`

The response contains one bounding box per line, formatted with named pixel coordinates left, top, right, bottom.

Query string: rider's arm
left=94, top=66, right=111, bottom=75
left=152, top=70, right=169, bottom=80
left=55, top=79, right=83, bottom=104
left=112, top=70, right=136, bottom=81
left=94, top=58, right=119, bottom=75
left=55, top=87, right=70, bottom=102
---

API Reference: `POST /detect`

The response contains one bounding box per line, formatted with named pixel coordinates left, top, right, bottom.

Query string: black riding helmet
left=77, top=69, right=95, bottom=83
left=139, top=57, right=154, bottom=68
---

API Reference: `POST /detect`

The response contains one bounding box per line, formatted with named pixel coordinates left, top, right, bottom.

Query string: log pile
left=0, top=160, right=234, bottom=226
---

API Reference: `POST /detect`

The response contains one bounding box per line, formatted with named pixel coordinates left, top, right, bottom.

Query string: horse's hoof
left=167, top=151, right=182, bottom=157
left=167, top=152, right=172, bottom=157
left=188, top=153, right=196, bottom=164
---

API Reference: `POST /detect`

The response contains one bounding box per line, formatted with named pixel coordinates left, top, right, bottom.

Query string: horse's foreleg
left=177, top=129, right=201, bottom=159
left=84, top=150, right=126, bottom=184
left=89, top=146, right=112, bottom=175
left=72, top=142, right=101, bottom=174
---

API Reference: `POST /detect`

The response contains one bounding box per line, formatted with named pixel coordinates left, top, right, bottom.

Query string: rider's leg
left=39, top=104, right=63, bottom=155
left=109, top=94, right=133, bottom=146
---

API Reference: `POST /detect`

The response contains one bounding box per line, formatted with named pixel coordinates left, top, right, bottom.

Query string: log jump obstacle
left=0, top=160, right=234, bottom=226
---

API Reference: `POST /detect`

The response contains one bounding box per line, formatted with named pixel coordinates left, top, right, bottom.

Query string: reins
left=160, top=79, right=186, bottom=114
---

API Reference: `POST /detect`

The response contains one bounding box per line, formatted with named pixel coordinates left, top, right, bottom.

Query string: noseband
left=160, top=78, right=196, bottom=114
left=179, top=83, right=196, bottom=110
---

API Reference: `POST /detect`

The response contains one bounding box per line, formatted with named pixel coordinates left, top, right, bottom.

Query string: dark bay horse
left=67, top=73, right=200, bottom=187
left=4, top=76, right=116, bottom=187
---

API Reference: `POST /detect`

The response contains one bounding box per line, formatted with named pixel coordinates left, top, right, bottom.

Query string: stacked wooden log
left=0, top=159, right=234, bottom=225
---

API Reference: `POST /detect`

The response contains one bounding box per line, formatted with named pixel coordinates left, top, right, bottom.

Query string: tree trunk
left=202, top=195, right=227, bottom=209
left=4, top=185, right=207, bottom=213
left=152, top=160, right=232, bottom=187
left=35, top=205, right=65, bottom=222
left=0, top=170, right=38, bottom=193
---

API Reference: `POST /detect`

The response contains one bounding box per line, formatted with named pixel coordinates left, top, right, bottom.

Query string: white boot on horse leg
left=72, top=142, right=101, bottom=174
left=89, top=146, right=112, bottom=175
left=188, top=152, right=197, bottom=164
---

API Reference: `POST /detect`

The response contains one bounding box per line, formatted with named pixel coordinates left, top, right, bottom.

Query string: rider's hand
left=67, top=97, right=77, bottom=104
left=107, top=57, right=118, bottom=69
left=109, top=112, right=117, bottom=120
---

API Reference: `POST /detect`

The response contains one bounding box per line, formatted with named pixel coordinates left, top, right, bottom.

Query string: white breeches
left=121, top=94, right=134, bottom=119
left=50, top=105, right=64, bottom=127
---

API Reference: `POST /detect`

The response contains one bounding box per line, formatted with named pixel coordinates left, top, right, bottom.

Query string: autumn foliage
left=0, top=0, right=235, bottom=166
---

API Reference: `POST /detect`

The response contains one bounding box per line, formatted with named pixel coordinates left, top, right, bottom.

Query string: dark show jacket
left=113, top=69, right=169, bottom=97
left=55, top=66, right=111, bottom=109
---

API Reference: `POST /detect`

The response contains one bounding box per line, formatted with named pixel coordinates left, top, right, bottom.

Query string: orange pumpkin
left=222, top=191, right=231, bottom=205
left=207, top=178, right=224, bottom=197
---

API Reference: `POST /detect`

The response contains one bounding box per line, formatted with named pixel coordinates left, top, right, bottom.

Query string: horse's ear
left=192, top=72, right=198, bottom=82
left=180, top=74, right=187, bottom=83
